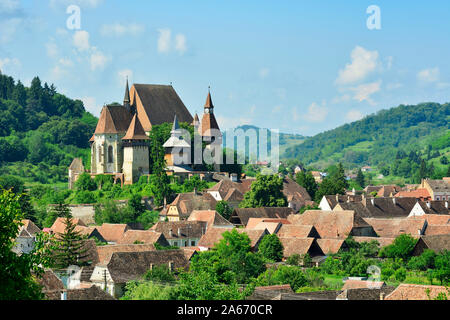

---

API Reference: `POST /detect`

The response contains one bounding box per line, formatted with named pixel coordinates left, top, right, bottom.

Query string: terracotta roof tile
left=122, top=113, right=150, bottom=140
left=384, top=284, right=449, bottom=300
left=97, top=224, right=129, bottom=243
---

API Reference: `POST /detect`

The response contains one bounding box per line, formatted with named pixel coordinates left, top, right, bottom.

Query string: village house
left=408, top=200, right=450, bottom=217
left=160, top=191, right=217, bottom=221
left=395, top=188, right=431, bottom=201
left=49, top=217, right=107, bottom=243
left=151, top=221, right=208, bottom=247
left=334, top=197, right=418, bottom=218
left=116, top=230, right=170, bottom=246
left=230, top=207, right=295, bottom=227
left=245, top=219, right=283, bottom=234
left=197, top=227, right=268, bottom=251
left=207, top=178, right=254, bottom=208
left=90, top=250, right=188, bottom=298
left=318, top=194, right=363, bottom=211
left=187, top=210, right=234, bottom=228
left=420, top=178, right=450, bottom=201
left=282, top=177, right=313, bottom=212
left=287, top=210, right=377, bottom=238
left=96, top=223, right=129, bottom=244
left=276, top=224, right=321, bottom=239
left=278, top=237, right=324, bottom=259
left=384, top=284, right=450, bottom=300
left=411, top=234, right=450, bottom=256
left=13, top=219, right=41, bottom=255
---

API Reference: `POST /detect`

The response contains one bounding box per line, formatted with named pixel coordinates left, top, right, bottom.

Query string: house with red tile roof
left=384, top=284, right=449, bottom=300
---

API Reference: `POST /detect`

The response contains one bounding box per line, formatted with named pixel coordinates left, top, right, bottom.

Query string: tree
left=379, top=234, right=417, bottom=260
left=258, top=234, right=283, bottom=262
left=434, top=250, right=450, bottom=285
left=53, top=216, right=89, bottom=269
left=255, top=265, right=307, bottom=291
left=43, top=201, right=71, bottom=228
left=75, top=172, right=97, bottom=191
left=215, top=200, right=233, bottom=221
left=0, top=188, right=44, bottom=299
left=356, top=168, right=365, bottom=188
left=121, top=281, right=174, bottom=300
left=296, top=171, right=318, bottom=200
left=239, top=174, right=287, bottom=208
left=190, top=229, right=266, bottom=284
left=143, top=265, right=176, bottom=283
left=440, top=156, right=449, bottom=165
left=128, top=193, right=146, bottom=220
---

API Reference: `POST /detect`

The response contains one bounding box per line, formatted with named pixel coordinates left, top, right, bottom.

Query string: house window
left=191, top=241, right=196, bottom=246
left=108, top=146, right=114, bottom=163
left=436, top=196, right=440, bottom=200
left=169, top=261, right=174, bottom=272
left=173, top=241, right=178, bottom=247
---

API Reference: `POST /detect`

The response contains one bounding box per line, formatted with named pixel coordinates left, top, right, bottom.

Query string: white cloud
left=46, top=40, right=59, bottom=58
left=157, top=28, right=171, bottom=53
left=0, top=0, right=20, bottom=14
left=350, top=81, right=381, bottom=105
left=90, top=48, right=110, bottom=71
left=0, top=17, right=22, bottom=44
left=175, top=34, right=187, bottom=54
left=336, top=46, right=379, bottom=85
left=100, top=23, right=145, bottom=37
left=0, top=57, right=21, bottom=73
left=304, top=102, right=328, bottom=123
left=417, top=67, right=440, bottom=83
left=259, top=68, right=270, bottom=79
left=118, top=69, right=133, bottom=86
left=346, top=110, right=364, bottom=122
left=73, top=30, right=90, bottom=52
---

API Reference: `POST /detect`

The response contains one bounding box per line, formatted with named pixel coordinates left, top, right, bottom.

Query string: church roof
left=122, top=114, right=150, bottom=140
left=94, top=104, right=132, bottom=134
left=124, top=78, right=130, bottom=103
left=204, top=91, right=214, bottom=109
left=132, top=84, right=193, bottom=131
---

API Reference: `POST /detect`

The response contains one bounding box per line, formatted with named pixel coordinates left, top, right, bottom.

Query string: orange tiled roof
left=384, top=284, right=449, bottom=300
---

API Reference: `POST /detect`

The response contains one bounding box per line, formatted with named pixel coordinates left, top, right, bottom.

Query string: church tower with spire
left=123, top=77, right=131, bottom=113
left=122, top=114, right=150, bottom=184
left=199, top=88, right=221, bottom=144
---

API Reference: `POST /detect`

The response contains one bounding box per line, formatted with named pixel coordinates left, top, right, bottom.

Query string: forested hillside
left=284, top=103, right=450, bottom=173
left=0, top=73, right=97, bottom=185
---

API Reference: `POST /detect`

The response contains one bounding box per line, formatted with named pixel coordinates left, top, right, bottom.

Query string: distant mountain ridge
left=283, top=102, right=450, bottom=169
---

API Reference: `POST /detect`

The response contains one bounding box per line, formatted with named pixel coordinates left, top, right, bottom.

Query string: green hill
left=283, top=102, right=450, bottom=176
left=0, top=73, right=96, bottom=186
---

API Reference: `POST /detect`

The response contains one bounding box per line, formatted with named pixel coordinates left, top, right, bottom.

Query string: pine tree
left=356, top=168, right=365, bottom=188
left=296, top=171, right=318, bottom=200
left=53, top=216, right=89, bottom=269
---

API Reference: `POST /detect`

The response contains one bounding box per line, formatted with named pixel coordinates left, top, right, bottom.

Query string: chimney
left=163, top=197, right=167, bottom=209
left=231, top=173, right=238, bottom=182
left=392, top=197, right=396, bottom=206
left=426, top=201, right=431, bottom=209
left=347, top=196, right=350, bottom=203
left=169, top=229, right=173, bottom=237
left=178, top=228, right=181, bottom=237
left=371, top=198, right=375, bottom=206
left=61, top=291, right=67, bottom=301
left=380, top=293, right=385, bottom=301
left=445, top=201, right=449, bottom=209
left=336, top=194, right=339, bottom=202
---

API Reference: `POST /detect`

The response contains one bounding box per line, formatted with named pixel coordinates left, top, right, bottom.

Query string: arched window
left=108, top=146, right=113, bottom=163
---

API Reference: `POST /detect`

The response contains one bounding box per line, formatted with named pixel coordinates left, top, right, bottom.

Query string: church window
left=108, top=146, right=114, bottom=163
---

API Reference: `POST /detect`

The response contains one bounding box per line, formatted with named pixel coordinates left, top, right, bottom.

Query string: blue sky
left=0, top=0, right=449, bottom=136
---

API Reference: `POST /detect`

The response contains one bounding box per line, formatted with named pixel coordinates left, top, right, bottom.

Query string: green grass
left=323, top=274, right=344, bottom=290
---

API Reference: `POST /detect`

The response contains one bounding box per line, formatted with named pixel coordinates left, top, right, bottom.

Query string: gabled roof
left=247, top=221, right=281, bottom=234
left=197, top=227, right=266, bottom=249
left=423, top=224, right=450, bottom=236
left=384, top=284, right=449, bottom=300
left=96, top=244, right=156, bottom=264
left=363, top=217, right=426, bottom=238
left=200, top=113, right=221, bottom=137
left=187, top=210, right=233, bottom=228
left=231, top=207, right=295, bottom=226
left=97, top=223, right=129, bottom=243
left=116, top=230, right=168, bottom=246
left=68, top=158, right=84, bottom=172
left=104, top=250, right=189, bottom=283
left=131, top=84, right=193, bottom=132
left=94, top=104, right=132, bottom=134
left=424, top=179, right=450, bottom=192
left=288, top=210, right=373, bottom=239
left=416, top=234, right=450, bottom=252
left=20, top=219, right=41, bottom=236
left=316, top=238, right=347, bottom=254
left=282, top=177, right=311, bottom=203
left=377, top=185, right=402, bottom=197
left=208, top=179, right=253, bottom=200
left=151, top=221, right=208, bottom=240
left=359, top=197, right=418, bottom=218
left=50, top=217, right=86, bottom=234
left=279, top=237, right=324, bottom=257
left=122, top=113, right=150, bottom=140
left=322, top=194, right=363, bottom=210
left=165, top=192, right=217, bottom=219
left=415, top=201, right=450, bottom=215
left=395, top=188, right=431, bottom=200
left=276, top=225, right=320, bottom=239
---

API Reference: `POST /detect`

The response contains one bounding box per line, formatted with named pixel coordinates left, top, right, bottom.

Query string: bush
left=286, top=254, right=301, bottom=266
left=143, top=265, right=176, bottom=283
left=121, top=281, right=174, bottom=300
left=379, top=234, right=417, bottom=260
left=255, top=265, right=307, bottom=291
left=394, top=267, right=407, bottom=282
left=74, top=190, right=97, bottom=204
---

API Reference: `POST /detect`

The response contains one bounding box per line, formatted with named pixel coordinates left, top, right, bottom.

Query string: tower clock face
left=205, top=108, right=210, bottom=114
